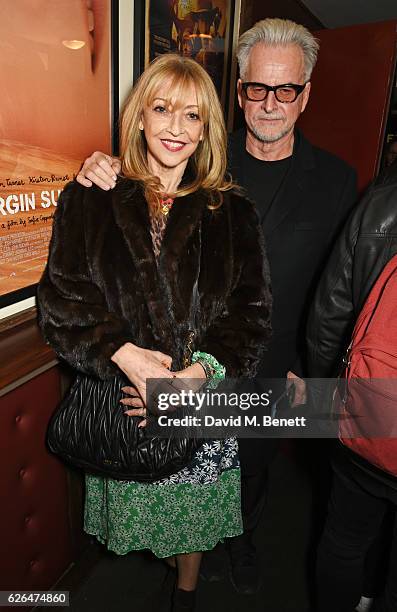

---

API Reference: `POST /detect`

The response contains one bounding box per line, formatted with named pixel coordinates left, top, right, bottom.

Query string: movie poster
left=147, top=0, right=232, bottom=107
left=0, top=0, right=112, bottom=303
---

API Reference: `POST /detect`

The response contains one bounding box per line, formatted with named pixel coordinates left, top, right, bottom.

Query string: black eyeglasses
left=242, top=82, right=307, bottom=103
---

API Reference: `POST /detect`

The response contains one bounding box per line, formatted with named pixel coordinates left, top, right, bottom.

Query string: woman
left=38, top=54, right=271, bottom=611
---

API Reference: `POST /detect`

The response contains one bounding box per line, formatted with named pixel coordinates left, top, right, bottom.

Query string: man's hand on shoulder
left=76, top=151, right=121, bottom=191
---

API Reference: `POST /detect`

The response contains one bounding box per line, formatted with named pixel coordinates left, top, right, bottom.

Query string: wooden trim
left=0, top=306, right=37, bottom=334
left=0, top=314, right=57, bottom=394
left=0, top=360, right=58, bottom=397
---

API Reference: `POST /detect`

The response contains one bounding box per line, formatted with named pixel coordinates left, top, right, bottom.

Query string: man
left=76, top=18, right=357, bottom=594
left=306, top=160, right=397, bottom=612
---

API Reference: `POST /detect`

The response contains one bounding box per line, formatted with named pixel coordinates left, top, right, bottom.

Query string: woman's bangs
left=145, top=68, right=208, bottom=122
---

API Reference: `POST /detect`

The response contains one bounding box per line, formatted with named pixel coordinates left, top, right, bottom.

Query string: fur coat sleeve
left=37, top=182, right=133, bottom=379
left=37, top=179, right=272, bottom=380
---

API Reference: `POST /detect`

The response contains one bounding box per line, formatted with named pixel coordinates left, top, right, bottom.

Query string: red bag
left=338, top=254, right=397, bottom=476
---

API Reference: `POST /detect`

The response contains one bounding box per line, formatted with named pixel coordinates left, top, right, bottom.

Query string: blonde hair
left=237, top=18, right=319, bottom=82
left=120, top=54, right=233, bottom=211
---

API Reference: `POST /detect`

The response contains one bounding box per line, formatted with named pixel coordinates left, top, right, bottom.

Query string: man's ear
left=300, top=81, right=311, bottom=114
left=237, top=79, right=243, bottom=109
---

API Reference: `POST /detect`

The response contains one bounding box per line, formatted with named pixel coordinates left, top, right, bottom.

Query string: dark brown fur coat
left=38, top=178, right=271, bottom=379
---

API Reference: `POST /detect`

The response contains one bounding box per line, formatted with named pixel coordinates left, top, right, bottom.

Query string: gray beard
left=250, top=123, right=292, bottom=144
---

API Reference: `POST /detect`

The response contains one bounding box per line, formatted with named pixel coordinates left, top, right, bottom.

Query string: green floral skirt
left=84, top=438, right=242, bottom=558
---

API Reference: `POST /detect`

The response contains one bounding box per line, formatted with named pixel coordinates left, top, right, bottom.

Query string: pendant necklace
left=160, top=196, right=174, bottom=216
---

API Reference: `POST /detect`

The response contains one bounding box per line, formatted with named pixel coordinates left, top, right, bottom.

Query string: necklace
left=160, top=196, right=174, bottom=216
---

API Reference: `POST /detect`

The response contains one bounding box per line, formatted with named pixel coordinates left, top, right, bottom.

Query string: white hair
left=237, top=18, right=320, bottom=82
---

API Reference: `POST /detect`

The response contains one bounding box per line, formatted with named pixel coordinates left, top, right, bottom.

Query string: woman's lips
left=161, top=139, right=186, bottom=152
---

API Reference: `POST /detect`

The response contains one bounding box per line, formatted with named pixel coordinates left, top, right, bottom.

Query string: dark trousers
left=362, top=512, right=393, bottom=597
left=237, top=437, right=279, bottom=537
left=316, top=459, right=397, bottom=612
left=231, top=375, right=285, bottom=547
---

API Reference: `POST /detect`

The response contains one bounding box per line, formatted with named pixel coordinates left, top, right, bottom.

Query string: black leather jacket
left=307, top=161, right=397, bottom=378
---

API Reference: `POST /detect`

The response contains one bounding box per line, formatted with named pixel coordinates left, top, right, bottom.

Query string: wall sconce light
left=62, top=40, right=86, bottom=50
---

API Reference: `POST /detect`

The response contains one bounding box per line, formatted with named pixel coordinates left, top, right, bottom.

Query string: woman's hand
left=111, top=342, right=174, bottom=405
left=174, top=362, right=206, bottom=380
left=172, top=362, right=207, bottom=393
left=121, top=385, right=148, bottom=428
left=122, top=363, right=207, bottom=427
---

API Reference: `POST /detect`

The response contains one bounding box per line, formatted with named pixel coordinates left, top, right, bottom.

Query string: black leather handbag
left=46, top=373, right=202, bottom=481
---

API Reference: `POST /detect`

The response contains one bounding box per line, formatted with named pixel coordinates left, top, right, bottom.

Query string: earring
left=139, top=122, right=143, bottom=131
